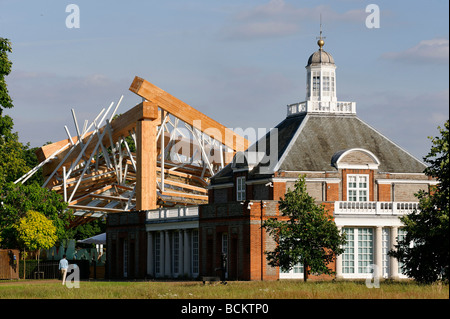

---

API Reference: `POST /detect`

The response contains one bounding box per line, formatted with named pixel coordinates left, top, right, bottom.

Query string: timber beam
left=129, top=76, right=249, bottom=153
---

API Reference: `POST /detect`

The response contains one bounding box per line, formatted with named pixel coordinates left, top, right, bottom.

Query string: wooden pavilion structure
left=16, top=76, right=249, bottom=227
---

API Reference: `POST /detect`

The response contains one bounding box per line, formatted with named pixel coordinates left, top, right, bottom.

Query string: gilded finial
left=317, top=14, right=325, bottom=50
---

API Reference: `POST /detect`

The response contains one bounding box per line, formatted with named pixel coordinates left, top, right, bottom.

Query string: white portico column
left=390, top=226, right=399, bottom=280
left=375, top=226, right=383, bottom=280
left=183, top=229, right=191, bottom=277
left=165, top=230, right=171, bottom=277
left=335, top=226, right=343, bottom=279
left=147, top=232, right=154, bottom=277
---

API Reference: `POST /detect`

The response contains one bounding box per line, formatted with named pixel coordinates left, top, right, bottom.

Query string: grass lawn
left=0, top=279, right=448, bottom=299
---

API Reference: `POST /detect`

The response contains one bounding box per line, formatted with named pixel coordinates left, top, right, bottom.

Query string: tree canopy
left=389, top=120, right=449, bottom=283
left=15, top=210, right=57, bottom=252
left=0, top=37, right=13, bottom=112
left=263, top=175, right=346, bottom=281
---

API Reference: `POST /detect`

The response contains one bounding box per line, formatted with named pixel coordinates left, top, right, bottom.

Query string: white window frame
left=236, top=176, right=246, bottom=201
left=312, top=72, right=320, bottom=97
left=347, top=174, right=369, bottom=202
left=342, top=227, right=374, bottom=278
left=323, top=71, right=330, bottom=96
left=279, top=261, right=304, bottom=279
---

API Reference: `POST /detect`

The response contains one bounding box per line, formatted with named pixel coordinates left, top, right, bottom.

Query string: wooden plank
left=157, top=178, right=208, bottom=194
left=129, top=76, right=249, bottom=152
left=156, top=166, right=208, bottom=186
left=160, top=191, right=208, bottom=201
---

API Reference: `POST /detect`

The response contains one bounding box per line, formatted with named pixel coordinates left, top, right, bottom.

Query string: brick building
left=106, top=36, right=435, bottom=281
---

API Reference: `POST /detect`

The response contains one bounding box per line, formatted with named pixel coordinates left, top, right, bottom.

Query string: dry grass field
left=0, top=279, right=448, bottom=299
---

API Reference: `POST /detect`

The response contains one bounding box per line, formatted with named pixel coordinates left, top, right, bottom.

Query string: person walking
left=59, top=254, right=69, bottom=285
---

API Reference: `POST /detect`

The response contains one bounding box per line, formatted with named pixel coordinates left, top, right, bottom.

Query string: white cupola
left=286, top=25, right=356, bottom=117
left=305, top=30, right=337, bottom=103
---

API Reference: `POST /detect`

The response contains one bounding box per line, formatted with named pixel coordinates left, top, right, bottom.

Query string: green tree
left=0, top=182, right=71, bottom=249
left=389, top=120, right=449, bottom=283
left=0, top=37, right=13, bottom=112
left=263, top=175, right=346, bottom=281
left=15, top=210, right=58, bottom=279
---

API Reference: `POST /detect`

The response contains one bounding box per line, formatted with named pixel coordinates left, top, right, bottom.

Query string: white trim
left=146, top=221, right=199, bottom=232
left=244, top=176, right=341, bottom=185
left=376, top=179, right=438, bottom=185
left=336, top=164, right=379, bottom=169
left=386, top=172, right=428, bottom=176
left=334, top=216, right=405, bottom=228
left=334, top=148, right=380, bottom=170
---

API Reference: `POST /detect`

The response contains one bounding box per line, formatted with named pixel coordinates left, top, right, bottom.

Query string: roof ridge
left=354, top=117, right=427, bottom=169
left=272, top=114, right=310, bottom=172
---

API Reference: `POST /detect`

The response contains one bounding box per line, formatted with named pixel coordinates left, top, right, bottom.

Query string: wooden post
left=135, top=101, right=158, bottom=210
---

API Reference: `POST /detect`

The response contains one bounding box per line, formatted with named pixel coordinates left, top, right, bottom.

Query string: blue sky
left=1, top=0, right=448, bottom=161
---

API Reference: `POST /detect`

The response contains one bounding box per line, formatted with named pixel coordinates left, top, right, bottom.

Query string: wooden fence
left=0, top=249, right=20, bottom=280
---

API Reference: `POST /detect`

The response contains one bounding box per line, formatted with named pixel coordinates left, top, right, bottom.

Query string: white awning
left=77, top=233, right=106, bottom=245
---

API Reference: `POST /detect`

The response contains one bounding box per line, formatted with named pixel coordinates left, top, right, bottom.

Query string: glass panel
left=358, top=228, right=373, bottom=273
left=342, top=228, right=355, bottom=274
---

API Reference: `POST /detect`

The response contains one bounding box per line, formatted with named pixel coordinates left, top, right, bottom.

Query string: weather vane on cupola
left=316, top=14, right=325, bottom=50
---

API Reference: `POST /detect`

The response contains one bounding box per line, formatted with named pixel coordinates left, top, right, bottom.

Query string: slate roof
left=211, top=113, right=426, bottom=183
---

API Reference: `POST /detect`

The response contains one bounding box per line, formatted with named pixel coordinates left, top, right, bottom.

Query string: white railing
left=147, top=206, right=199, bottom=221
left=334, top=201, right=420, bottom=215
left=287, top=100, right=356, bottom=116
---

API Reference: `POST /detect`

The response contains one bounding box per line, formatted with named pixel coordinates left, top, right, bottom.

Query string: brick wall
left=106, top=211, right=148, bottom=279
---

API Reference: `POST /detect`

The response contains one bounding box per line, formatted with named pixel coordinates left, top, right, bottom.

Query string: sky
left=1, top=0, right=448, bottom=162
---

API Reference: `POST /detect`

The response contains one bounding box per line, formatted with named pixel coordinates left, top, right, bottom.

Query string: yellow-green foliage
left=15, top=210, right=57, bottom=251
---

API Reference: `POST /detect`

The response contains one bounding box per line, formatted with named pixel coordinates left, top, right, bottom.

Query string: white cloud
left=220, top=1, right=366, bottom=41
left=382, top=37, right=449, bottom=65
